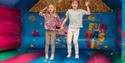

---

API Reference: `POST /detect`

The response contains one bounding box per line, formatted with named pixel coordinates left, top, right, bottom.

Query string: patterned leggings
left=45, top=30, right=56, bottom=55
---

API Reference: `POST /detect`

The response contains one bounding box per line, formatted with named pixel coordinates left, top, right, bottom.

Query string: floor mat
left=0, top=51, right=44, bottom=63
left=30, top=50, right=90, bottom=63
left=0, top=50, right=22, bottom=61
left=30, top=50, right=121, bottom=63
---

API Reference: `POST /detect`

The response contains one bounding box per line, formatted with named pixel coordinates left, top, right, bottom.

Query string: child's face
left=48, top=4, right=55, bottom=13
left=71, top=1, right=79, bottom=9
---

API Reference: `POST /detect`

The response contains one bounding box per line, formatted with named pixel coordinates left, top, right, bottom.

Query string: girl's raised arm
left=39, top=7, right=48, bottom=16
left=85, top=1, right=91, bottom=15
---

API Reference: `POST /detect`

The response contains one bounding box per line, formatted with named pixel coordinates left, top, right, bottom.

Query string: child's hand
left=39, top=11, right=42, bottom=15
left=60, top=25, right=64, bottom=29
left=45, top=26, right=48, bottom=29
left=85, top=1, right=90, bottom=7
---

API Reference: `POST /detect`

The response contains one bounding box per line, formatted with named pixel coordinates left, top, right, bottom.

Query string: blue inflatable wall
left=20, top=12, right=118, bottom=52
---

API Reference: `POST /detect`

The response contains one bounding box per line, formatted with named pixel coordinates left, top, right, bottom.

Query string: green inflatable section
left=0, top=50, right=23, bottom=61
left=122, top=51, right=125, bottom=63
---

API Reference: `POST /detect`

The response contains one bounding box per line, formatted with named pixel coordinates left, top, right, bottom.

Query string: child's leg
left=73, top=29, right=80, bottom=58
left=50, top=31, right=56, bottom=60
left=45, top=31, right=50, bottom=59
left=67, top=28, right=73, bottom=57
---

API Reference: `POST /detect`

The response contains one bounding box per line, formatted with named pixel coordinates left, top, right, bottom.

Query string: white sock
left=75, top=54, right=79, bottom=59
left=50, top=54, right=54, bottom=60
left=45, top=54, right=48, bottom=59
left=67, top=53, right=71, bottom=58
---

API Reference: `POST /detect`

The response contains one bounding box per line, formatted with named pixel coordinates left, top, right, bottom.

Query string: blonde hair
left=46, top=4, right=56, bottom=13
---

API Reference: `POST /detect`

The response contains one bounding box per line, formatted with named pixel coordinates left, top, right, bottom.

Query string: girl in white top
left=61, top=0, right=91, bottom=59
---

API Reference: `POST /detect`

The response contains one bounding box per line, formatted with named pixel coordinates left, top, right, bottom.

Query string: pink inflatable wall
left=0, top=6, right=21, bottom=51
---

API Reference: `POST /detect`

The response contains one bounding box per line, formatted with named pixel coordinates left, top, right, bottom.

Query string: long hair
left=46, top=4, right=57, bottom=14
